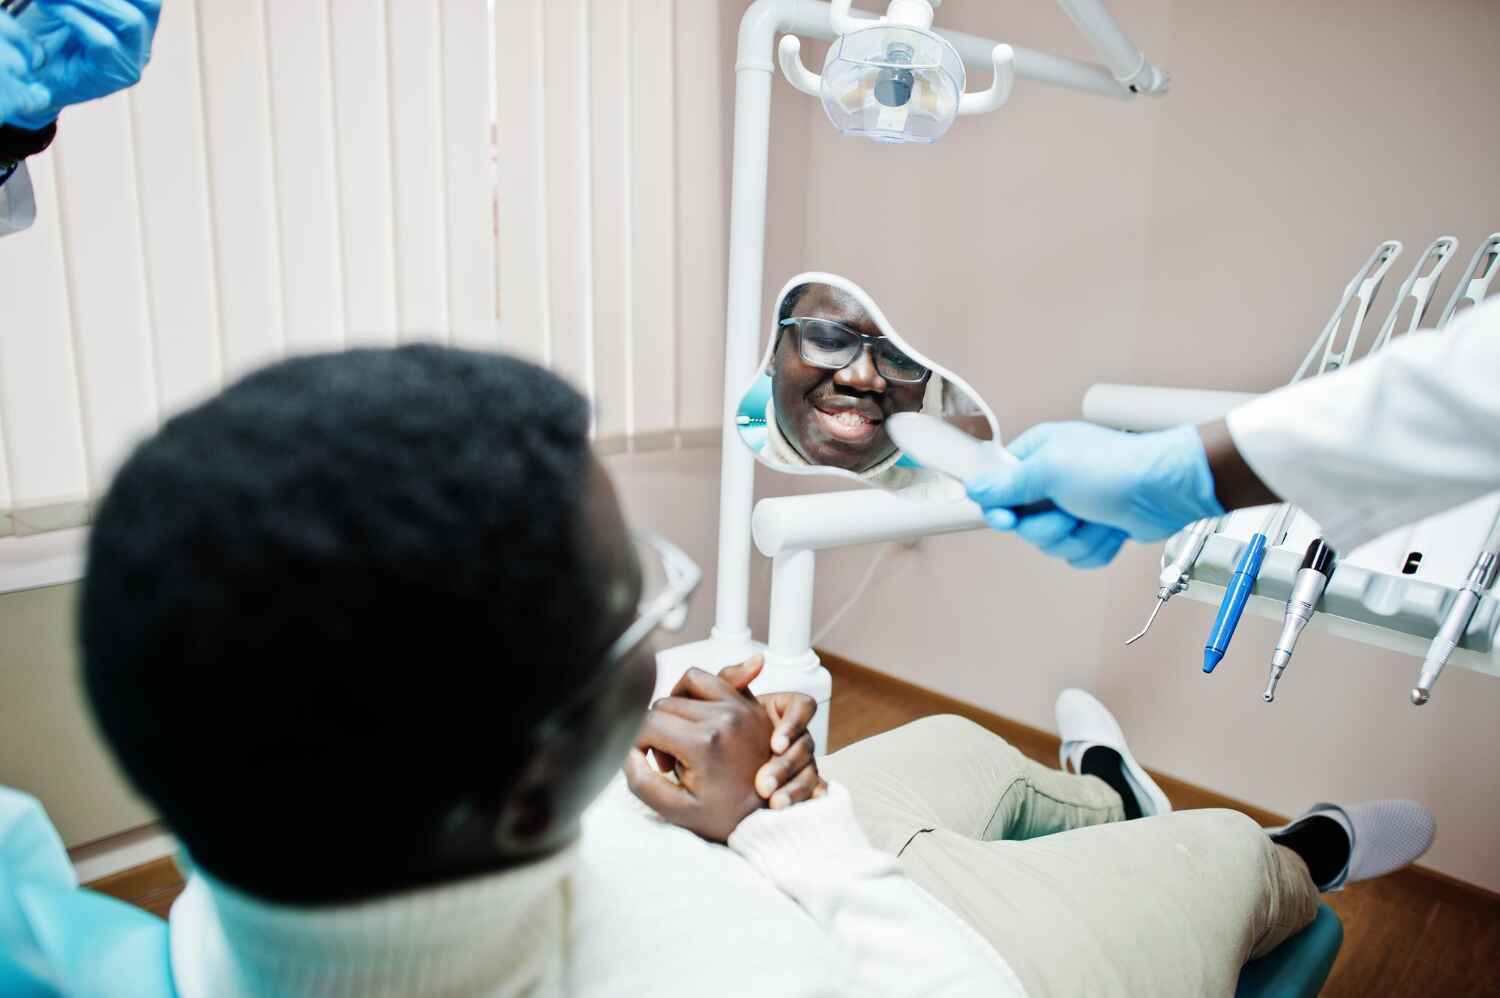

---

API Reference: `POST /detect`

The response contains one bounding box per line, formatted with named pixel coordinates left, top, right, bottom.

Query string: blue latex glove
left=5, top=0, right=160, bottom=130
left=0, top=12, right=51, bottom=127
left=966, top=422, right=1225, bottom=569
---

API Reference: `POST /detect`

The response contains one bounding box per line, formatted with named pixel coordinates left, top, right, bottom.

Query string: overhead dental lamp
left=776, top=0, right=1169, bottom=144
left=778, top=0, right=1014, bottom=143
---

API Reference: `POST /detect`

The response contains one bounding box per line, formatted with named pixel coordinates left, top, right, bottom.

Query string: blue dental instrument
left=1203, top=504, right=1293, bottom=673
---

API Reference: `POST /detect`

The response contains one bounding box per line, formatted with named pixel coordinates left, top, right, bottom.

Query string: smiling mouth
left=811, top=403, right=883, bottom=444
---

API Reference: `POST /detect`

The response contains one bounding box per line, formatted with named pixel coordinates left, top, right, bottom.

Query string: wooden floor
left=88, top=656, right=1500, bottom=997
left=824, top=653, right=1500, bottom=998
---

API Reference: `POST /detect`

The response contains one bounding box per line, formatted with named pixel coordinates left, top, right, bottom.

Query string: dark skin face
left=429, top=457, right=657, bottom=876
left=430, top=458, right=826, bottom=876
left=770, top=285, right=928, bottom=473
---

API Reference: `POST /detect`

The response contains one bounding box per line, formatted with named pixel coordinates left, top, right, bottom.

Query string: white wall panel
left=441, top=0, right=498, bottom=350
left=493, top=0, right=550, bottom=364
left=629, top=0, right=677, bottom=436
left=540, top=0, right=594, bottom=394
left=0, top=154, right=90, bottom=521
left=673, top=0, right=727, bottom=431
left=50, top=98, right=160, bottom=490
left=265, top=0, right=347, bottom=354
left=195, top=0, right=285, bottom=376
left=387, top=0, right=449, bottom=341
left=329, top=0, right=399, bottom=344
left=586, top=0, right=632, bottom=439
left=128, top=0, right=223, bottom=416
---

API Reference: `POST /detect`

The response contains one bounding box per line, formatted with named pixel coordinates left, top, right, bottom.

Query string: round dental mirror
left=735, top=272, right=1002, bottom=496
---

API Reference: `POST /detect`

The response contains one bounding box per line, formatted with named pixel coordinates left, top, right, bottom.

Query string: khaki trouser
left=820, top=715, right=1319, bottom=998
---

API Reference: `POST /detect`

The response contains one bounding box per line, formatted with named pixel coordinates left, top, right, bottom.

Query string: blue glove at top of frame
left=3, top=0, right=161, bottom=130
left=0, top=13, right=51, bottom=127
left=964, top=422, right=1225, bottom=570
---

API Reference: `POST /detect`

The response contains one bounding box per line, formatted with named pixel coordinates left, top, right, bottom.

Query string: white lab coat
left=1227, top=297, right=1500, bottom=554
left=0, top=160, right=35, bottom=236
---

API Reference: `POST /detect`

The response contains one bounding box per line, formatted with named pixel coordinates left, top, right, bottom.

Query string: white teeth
left=828, top=410, right=871, bottom=426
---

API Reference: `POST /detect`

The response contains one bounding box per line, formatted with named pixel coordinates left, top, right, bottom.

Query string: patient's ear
left=493, top=741, right=566, bottom=856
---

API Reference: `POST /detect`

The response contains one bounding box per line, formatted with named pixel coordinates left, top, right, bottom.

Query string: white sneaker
left=1054, top=688, right=1172, bottom=818
left=1267, top=800, right=1435, bottom=892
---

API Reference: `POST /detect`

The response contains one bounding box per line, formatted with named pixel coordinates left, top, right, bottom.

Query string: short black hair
left=80, top=346, right=606, bottom=902
left=778, top=283, right=815, bottom=326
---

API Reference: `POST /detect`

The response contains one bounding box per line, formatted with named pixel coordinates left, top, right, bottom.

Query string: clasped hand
left=625, top=657, right=826, bottom=843
left=1, top=0, right=161, bottom=129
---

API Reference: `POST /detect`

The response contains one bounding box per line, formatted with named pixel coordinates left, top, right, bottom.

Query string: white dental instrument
left=1412, top=514, right=1500, bottom=706
left=1406, top=240, right=1500, bottom=706
left=1435, top=233, right=1500, bottom=330
left=1366, top=237, right=1459, bottom=354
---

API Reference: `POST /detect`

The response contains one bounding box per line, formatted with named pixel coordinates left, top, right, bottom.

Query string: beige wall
left=748, top=0, right=1500, bottom=891
left=0, top=584, right=152, bottom=845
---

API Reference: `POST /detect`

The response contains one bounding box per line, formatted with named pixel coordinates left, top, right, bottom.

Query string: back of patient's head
left=80, top=346, right=606, bottom=904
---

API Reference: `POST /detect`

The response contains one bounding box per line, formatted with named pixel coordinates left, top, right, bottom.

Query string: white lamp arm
left=829, top=0, right=866, bottom=36
left=777, top=35, right=823, bottom=97
left=957, top=44, right=1016, bottom=115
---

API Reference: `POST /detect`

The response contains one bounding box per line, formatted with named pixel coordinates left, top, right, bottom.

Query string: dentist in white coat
left=966, top=296, right=1500, bottom=567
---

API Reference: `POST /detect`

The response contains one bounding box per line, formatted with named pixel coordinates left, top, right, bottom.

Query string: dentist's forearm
left=1199, top=420, right=1279, bottom=512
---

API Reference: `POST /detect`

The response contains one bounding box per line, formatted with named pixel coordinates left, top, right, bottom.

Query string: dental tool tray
left=1166, top=494, right=1500, bottom=677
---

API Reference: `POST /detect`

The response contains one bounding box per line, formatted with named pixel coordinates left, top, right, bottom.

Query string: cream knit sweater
left=169, top=777, right=1025, bottom=997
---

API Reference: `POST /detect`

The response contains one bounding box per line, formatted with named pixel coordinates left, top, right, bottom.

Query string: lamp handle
left=777, top=35, right=823, bottom=98
left=958, top=44, right=1016, bottom=115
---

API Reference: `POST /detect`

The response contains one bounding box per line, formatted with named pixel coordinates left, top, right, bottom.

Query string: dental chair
left=0, top=786, right=1340, bottom=997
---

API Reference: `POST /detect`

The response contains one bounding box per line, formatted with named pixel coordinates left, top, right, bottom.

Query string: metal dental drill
left=1412, top=516, right=1500, bottom=705
left=1126, top=517, right=1219, bottom=645
left=1263, top=539, right=1335, bottom=701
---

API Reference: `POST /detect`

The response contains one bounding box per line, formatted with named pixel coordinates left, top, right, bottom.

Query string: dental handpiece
left=1263, top=539, right=1335, bottom=702
left=1412, top=536, right=1500, bottom=706
left=1126, top=517, right=1218, bottom=646
left=1203, top=504, right=1294, bottom=674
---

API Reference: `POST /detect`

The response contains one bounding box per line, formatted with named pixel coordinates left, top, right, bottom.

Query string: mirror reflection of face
left=770, top=284, right=928, bottom=473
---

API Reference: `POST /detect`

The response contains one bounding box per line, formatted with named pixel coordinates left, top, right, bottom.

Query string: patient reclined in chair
left=4, top=346, right=1431, bottom=997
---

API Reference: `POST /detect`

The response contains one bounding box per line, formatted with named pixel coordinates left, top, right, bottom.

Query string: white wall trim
left=0, top=527, right=87, bottom=594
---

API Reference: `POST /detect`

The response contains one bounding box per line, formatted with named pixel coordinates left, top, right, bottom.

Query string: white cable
left=811, top=543, right=896, bottom=647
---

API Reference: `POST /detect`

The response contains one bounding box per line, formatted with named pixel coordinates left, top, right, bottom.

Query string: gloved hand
left=0, top=12, right=51, bottom=127
left=966, top=422, right=1224, bottom=569
left=5, top=0, right=160, bottom=130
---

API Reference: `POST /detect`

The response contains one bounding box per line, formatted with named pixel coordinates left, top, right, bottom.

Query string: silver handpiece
left=1412, top=549, right=1500, bottom=705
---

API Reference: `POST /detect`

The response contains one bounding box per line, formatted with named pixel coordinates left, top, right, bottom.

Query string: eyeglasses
left=534, top=529, right=701, bottom=742
left=607, top=529, right=702, bottom=668
left=779, top=317, right=931, bottom=385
